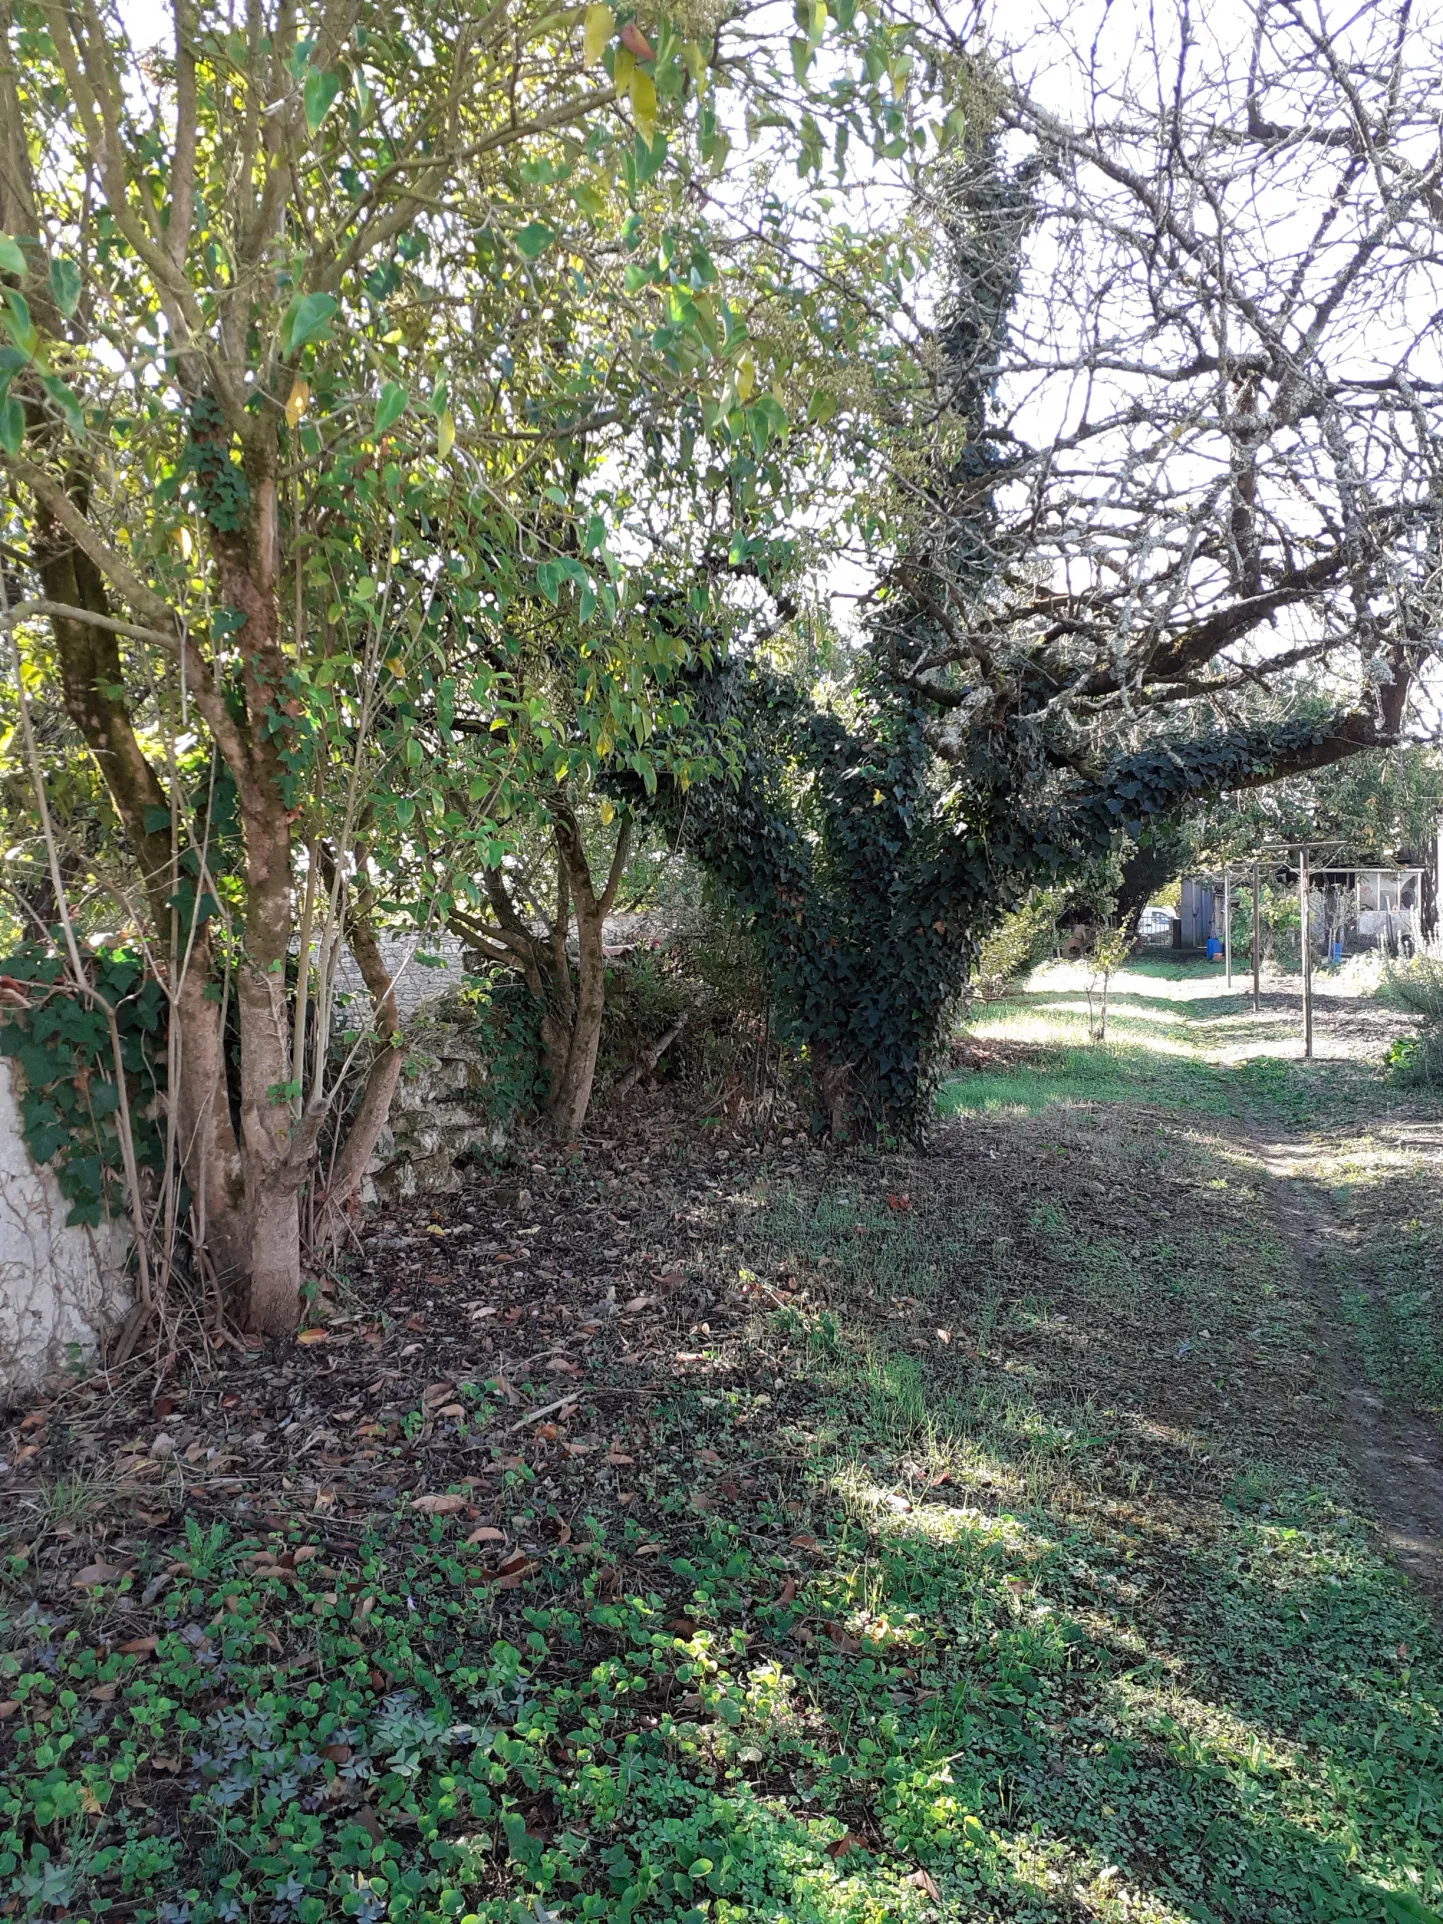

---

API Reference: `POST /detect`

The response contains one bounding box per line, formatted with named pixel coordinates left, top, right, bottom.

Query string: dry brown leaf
left=116, top=1636, right=158, bottom=1656
left=72, top=1562, right=124, bottom=1588
left=905, top=1868, right=942, bottom=1901
left=466, top=1526, right=507, bottom=1544
left=827, top=1832, right=869, bottom=1859
left=790, top=1532, right=821, bottom=1552
left=411, top=1493, right=467, bottom=1515
left=296, top=1328, right=328, bottom=1346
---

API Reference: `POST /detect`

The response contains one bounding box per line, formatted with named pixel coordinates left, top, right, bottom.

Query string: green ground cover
left=1, top=961, right=1440, bottom=1924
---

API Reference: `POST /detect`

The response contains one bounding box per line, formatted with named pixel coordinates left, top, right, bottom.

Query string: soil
left=1250, top=1125, right=1443, bottom=1611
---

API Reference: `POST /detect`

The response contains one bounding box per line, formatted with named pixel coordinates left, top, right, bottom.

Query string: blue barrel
left=1206, top=936, right=1224, bottom=960
left=1330, top=940, right=1344, bottom=964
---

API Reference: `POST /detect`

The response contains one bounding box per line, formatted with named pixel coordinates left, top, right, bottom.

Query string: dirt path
left=1250, top=1125, right=1443, bottom=1611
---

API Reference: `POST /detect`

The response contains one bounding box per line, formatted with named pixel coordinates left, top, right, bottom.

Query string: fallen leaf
left=0, top=1701, right=18, bottom=1718
left=422, top=1381, right=456, bottom=1409
left=827, top=1832, right=869, bottom=1859
left=623, top=1294, right=659, bottom=1313
left=535, top=1423, right=560, bottom=1441
left=607, top=1444, right=635, bottom=1465
left=116, top=1636, right=159, bottom=1656
left=151, top=1754, right=183, bottom=1774
left=87, top=1682, right=118, bottom=1701
left=790, top=1532, right=821, bottom=1552
left=354, top=1804, right=385, bottom=1844
left=411, top=1492, right=467, bottom=1515
left=72, top=1562, right=125, bottom=1588
left=439, top=1403, right=465, bottom=1419
left=905, top=1867, right=942, bottom=1901
left=634, top=1542, right=662, bottom=1557
left=296, top=1328, right=328, bottom=1346
left=827, top=1623, right=863, bottom=1654
left=466, top=1525, right=507, bottom=1544
left=777, top=1576, right=797, bottom=1605
left=696, top=1448, right=722, bottom=1465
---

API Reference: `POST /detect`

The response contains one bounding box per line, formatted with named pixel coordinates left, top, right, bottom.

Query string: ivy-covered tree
left=658, top=0, right=1443, bottom=1130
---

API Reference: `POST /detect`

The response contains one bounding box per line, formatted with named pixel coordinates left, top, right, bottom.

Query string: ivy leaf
left=304, top=67, right=344, bottom=133
left=280, top=291, right=339, bottom=354
left=49, top=258, right=82, bottom=318
left=0, top=233, right=24, bottom=278
left=2, top=288, right=38, bottom=358
left=513, top=222, right=556, bottom=260
left=583, top=3, right=614, bottom=65
left=374, top=381, right=408, bottom=435
left=629, top=67, right=658, bottom=140
left=634, top=131, right=667, bottom=185
left=40, top=373, right=84, bottom=436
left=0, top=393, right=23, bottom=457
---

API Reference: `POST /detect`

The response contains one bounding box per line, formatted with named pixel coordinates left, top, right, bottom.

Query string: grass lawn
left=0, top=959, right=1440, bottom=1923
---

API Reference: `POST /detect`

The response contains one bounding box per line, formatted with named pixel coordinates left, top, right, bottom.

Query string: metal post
left=1252, top=864, right=1261, bottom=1012
left=1223, top=868, right=1232, bottom=988
left=1299, top=845, right=1313, bottom=1059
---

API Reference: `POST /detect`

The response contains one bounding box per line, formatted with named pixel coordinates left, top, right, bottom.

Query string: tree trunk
left=548, top=900, right=607, bottom=1137
left=314, top=870, right=405, bottom=1234
left=544, top=808, right=632, bottom=1139
left=170, top=963, right=248, bottom=1286
left=811, top=1042, right=856, bottom=1140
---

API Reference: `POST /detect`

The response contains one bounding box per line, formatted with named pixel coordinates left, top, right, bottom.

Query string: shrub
left=1382, top=949, right=1443, bottom=1087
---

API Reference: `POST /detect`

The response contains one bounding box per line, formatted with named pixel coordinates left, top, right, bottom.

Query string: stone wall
left=0, top=1060, right=131, bottom=1400
left=363, top=993, right=513, bottom=1204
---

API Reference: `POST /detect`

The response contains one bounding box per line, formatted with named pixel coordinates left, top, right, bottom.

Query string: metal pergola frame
left=1199, top=842, right=1428, bottom=1059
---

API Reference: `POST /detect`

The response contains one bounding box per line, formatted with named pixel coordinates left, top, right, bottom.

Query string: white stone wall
left=0, top=1059, right=131, bottom=1400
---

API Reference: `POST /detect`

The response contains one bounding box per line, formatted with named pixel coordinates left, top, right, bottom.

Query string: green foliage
left=1382, top=952, right=1443, bottom=1088
left=972, top=892, right=1060, bottom=1000
left=0, top=945, right=164, bottom=1227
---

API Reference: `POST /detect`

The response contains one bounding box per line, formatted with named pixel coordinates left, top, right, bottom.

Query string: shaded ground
left=1250, top=1130, right=1443, bottom=1605
left=0, top=958, right=1440, bottom=1922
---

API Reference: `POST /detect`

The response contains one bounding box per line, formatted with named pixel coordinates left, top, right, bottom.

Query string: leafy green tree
left=0, top=0, right=972, bottom=1323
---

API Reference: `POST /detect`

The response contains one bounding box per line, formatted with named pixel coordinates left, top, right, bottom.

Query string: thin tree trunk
left=546, top=808, right=632, bottom=1139
left=315, top=869, right=405, bottom=1227
left=548, top=899, right=607, bottom=1137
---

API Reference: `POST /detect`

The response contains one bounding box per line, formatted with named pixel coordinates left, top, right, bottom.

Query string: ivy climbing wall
left=0, top=1060, right=130, bottom=1399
